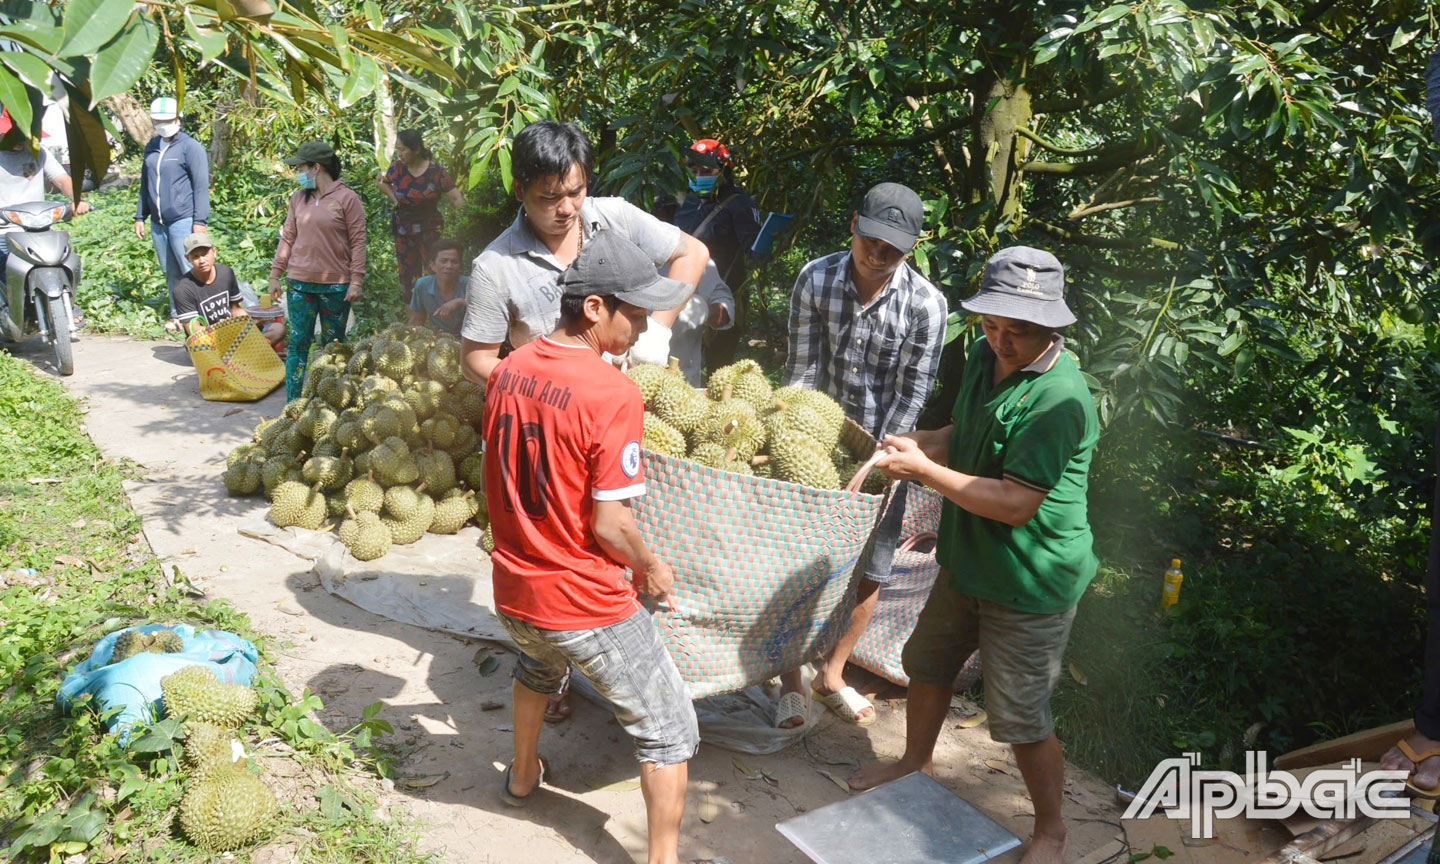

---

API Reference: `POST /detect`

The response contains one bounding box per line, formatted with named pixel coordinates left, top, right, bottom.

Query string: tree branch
left=1015, top=126, right=1107, bottom=157
left=779, top=111, right=978, bottom=161
left=1029, top=218, right=1183, bottom=250
left=1032, top=86, right=1126, bottom=115
left=1067, top=196, right=1164, bottom=220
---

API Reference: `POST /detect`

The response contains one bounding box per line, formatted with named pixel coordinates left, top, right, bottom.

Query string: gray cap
left=284, top=140, right=335, bottom=166
left=182, top=232, right=214, bottom=256
left=557, top=229, right=691, bottom=311
left=855, top=182, right=924, bottom=252
left=960, top=246, right=1075, bottom=327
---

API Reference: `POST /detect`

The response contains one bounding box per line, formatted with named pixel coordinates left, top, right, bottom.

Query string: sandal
left=813, top=686, right=875, bottom=727
left=1397, top=739, right=1440, bottom=797
left=775, top=690, right=808, bottom=729
left=544, top=685, right=572, bottom=723
left=500, top=756, right=550, bottom=808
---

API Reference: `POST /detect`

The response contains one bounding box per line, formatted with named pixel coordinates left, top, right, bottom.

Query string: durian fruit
left=150, top=629, right=185, bottom=653
left=415, top=449, right=456, bottom=496
left=709, top=359, right=773, bottom=411
left=689, top=444, right=754, bottom=475
left=774, top=386, right=847, bottom=436
left=643, top=413, right=687, bottom=458
left=224, top=457, right=264, bottom=496
left=182, top=721, right=231, bottom=777
left=302, top=451, right=352, bottom=491
left=627, top=361, right=678, bottom=402
left=178, top=757, right=277, bottom=851
left=427, top=341, right=462, bottom=385
left=770, top=429, right=842, bottom=489
left=376, top=341, right=415, bottom=380
left=343, top=473, right=384, bottom=514
left=361, top=403, right=403, bottom=445
left=460, top=453, right=486, bottom=490
left=161, top=665, right=259, bottom=728
left=269, top=481, right=327, bottom=530
left=383, top=489, right=435, bottom=545
left=697, top=396, right=767, bottom=461
left=422, top=413, right=460, bottom=450
left=451, top=380, right=487, bottom=424
left=481, top=525, right=495, bottom=553
left=111, top=629, right=147, bottom=662
left=281, top=398, right=310, bottom=421
left=450, top=423, right=480, bottom=460
left=765, top=398, right=843, bottom=450
left=260, top=455, right=300, bottom=497
left=339, top=508, right=392, bottom=561
left=227, top=443, right=261, bottom=469
left=430, top=490, right=479, bottom=535
left=651, top=377, right=708, bottom=436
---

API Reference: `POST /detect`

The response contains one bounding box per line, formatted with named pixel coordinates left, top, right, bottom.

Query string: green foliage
left=0, top=350, right=427, bottom=862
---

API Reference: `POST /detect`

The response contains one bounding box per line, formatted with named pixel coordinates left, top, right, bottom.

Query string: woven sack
left=851, top=483, right=983, bottom=690
left=185, top=315, right=285, bottom=402
left=633, top=419, right=889, bottom=699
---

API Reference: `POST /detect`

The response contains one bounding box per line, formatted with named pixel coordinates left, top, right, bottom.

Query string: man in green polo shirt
left=849, top=246, right=1098, bottom=864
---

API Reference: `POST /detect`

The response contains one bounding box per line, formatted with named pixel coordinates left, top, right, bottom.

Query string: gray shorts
left=498, top=608, right=700, bottom=767
left=858, top=480, right=909, bottom=586
left=901, top=574, right=1076, bottom=744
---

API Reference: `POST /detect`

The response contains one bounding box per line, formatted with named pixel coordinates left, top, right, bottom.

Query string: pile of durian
left=160, top=665, right=276, bottom=852
left=630, top=359, right=886, bottom=493
left=223, top=324, right=489, bottom=561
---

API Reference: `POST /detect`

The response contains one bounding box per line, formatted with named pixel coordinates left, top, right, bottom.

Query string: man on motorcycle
left=0, top=122, right=90, bottom=333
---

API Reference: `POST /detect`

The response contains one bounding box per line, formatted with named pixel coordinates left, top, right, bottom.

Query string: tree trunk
left=209, top=112, right=233, bottom=170
left=373, top=75, right=397, bottom=165
left=975, top=72, right=1032, bottom=233
left=103, top=93, right=152, bottom=151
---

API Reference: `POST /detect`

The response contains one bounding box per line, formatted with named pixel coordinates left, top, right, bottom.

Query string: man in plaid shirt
left=775, top=182, right=948, bottom=729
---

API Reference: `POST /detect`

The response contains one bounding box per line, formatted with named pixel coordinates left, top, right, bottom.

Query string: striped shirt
left=784, top=251, right=948, bottom=440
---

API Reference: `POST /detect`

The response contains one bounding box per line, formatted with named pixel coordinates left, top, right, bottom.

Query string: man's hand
left=134, top=220, right=146, bottom=239
left=193, top=224, right=207, bottom=233
left=707, top=302, right=731, bottom=329
left=344, top=284, right=362, bottom=303
left=269, top=276, right=283, bottom=298
left=635, top=557, right=676, bottom=605
left=437, top=298, right=467, bottom=320
left=628, top=319, right=673, bottom=367
left=73, top=201, right=91, bottom=216
left=875, top=435, right=938, bottom=483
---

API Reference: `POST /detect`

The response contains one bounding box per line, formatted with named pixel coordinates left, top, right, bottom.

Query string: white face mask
left=154, top=120, right=180, bottom=138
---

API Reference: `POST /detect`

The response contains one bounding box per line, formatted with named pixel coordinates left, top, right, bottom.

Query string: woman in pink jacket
left=268, top=141, right=367, bottom=400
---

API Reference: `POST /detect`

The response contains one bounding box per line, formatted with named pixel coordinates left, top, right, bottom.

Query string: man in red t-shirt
left=484, top=230, right=725, bottom=864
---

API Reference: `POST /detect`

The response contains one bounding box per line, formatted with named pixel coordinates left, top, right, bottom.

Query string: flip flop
left=543, top=686, right=572, bottom=723
left=813, top=686, right=875, bottom=727
left=1397, top=739, right=1440, bottom=798
left=499, top=756, right=550, bottom=808
left=775, top=690, right=808, bottom=729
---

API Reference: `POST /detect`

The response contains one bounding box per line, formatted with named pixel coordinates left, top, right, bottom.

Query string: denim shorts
left=858, top=481, right=909, bottom=585
left=901, top=573, right=1077, bottom=744
left=498, top=608, right=700, bottom=767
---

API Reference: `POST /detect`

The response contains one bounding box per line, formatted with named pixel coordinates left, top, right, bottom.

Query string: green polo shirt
left=936, top=335, right=1099, bottom=614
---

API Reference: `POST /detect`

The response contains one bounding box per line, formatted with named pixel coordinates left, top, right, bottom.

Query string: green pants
left=285, top=280, right=350, bottom=400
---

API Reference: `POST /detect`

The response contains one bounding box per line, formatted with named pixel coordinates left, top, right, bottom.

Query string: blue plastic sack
left=56, top=624, right=259, bottom=742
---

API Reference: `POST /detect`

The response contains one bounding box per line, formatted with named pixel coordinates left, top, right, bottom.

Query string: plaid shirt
left=784, top=251, right=948, bottom=440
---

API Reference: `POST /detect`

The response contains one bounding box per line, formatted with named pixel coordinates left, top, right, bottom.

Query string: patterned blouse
left=384, top=160, right=456, bottom=235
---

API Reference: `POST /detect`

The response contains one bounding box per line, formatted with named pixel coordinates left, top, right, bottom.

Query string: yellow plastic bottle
left=1161, top=558, right=1184, bottom=610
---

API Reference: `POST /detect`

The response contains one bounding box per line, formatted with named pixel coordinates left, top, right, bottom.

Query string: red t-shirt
left=482, top=337, right=647, bottom=629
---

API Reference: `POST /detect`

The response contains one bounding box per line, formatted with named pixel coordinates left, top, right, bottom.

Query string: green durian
left=769, top=429, right=842, bottom=489
left=178, top=757, right=277, bottom=851
left=430, top=490, right=478, bottom=535
left=643, top=412, right=687, bottom=458
left=161, top=665, right=258, bottom=728
left=340, top=509, right=391, bottom=561
left=343, top=474, right=384, bottom=514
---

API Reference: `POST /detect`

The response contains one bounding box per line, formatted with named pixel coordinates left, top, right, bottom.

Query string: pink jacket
left=270, top=181, right=367, bottom=288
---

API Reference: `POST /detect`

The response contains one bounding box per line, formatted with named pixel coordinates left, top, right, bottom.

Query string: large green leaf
left=61, top=0, right=132, bottom=57
left=0, top=64, right=32, bottom=137
left=183, top=7, right=229, bottom=63
left=62, top=81, right=110, bottom=194
left=1, top=52, right=52, bottom=93
left=89, top=14, right=159, bottom=106
left=339, top=54, right=379, bottom=108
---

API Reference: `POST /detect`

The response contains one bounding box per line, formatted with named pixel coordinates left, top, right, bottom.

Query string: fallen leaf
left=181, top=548, right=197, bottom=555
left=955, top=710, right=988, bottom=729
left=732, top=757, right=764, bottom=780
left=71, top=518, right=86, bottom=529
left=699, top=794, right=719, bottom=823
left=26, top=477, right=62, bottom=484
left=584, top=777, right=641, bottom=792
left=1068, top=662, right=1087, bottom=685
left=224, top=408, right=244, bottom=416
left=494, top=725, right=513, bottom=732
left=400, top=772, right=449, bottom=788
left=983, top=759, right=1017, bottom=776
left=816, top=769, right=852, bottom=793
left=55, top=554, right=88, bottom=569
left=85, top=558, right=106, bottom=573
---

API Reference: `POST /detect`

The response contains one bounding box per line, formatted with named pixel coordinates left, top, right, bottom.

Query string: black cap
left=855, top=182, right=924, bottom=252
left=556, top=230, right=691, bottom=311
left=960, top=246, right=1076, bottom=328
left=284, top=140, right=334, bottom=165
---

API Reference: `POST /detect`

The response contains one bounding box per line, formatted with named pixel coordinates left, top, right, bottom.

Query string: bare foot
left=848, top=757, right=930, bottom=791
left=1381, top=732, right=1440, bottom=791
left=1019, top=832, right=1067, bottom=864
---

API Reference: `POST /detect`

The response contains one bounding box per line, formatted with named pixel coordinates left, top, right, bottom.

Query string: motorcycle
left=1, top=200, right=81, bottom=376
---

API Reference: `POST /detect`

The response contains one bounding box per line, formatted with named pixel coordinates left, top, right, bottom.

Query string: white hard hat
left=149, top=97, right=178, bottom=120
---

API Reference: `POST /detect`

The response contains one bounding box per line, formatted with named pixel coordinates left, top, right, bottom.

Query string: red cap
left=689, top=138, right=731, bottom=167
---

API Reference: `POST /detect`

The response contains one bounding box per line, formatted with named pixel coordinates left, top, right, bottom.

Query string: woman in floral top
left=377, top=130, right=463, bottom=303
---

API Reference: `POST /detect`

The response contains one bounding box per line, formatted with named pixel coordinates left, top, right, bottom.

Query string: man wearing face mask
left=774, top=182, right=948, bottom=730
left=134, top=97, right=211, bottom=323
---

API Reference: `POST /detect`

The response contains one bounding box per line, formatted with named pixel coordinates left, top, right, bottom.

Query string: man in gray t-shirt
left=0, top=131, right=90, bottom=237
left=460, top=121, right=708, bottom=382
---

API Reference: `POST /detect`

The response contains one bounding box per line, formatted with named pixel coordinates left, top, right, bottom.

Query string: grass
left=0, top=349, right=434, bottom=863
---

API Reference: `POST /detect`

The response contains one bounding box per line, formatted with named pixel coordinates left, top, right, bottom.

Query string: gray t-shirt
left=0, top=147, right=65, bottom=234
left=460, top=196, right=683, bottom=347
left=409, top=273, right=470, bottom=335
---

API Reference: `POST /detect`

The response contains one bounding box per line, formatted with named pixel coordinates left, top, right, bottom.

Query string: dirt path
left=18, top=332, right=1127, bottom=864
